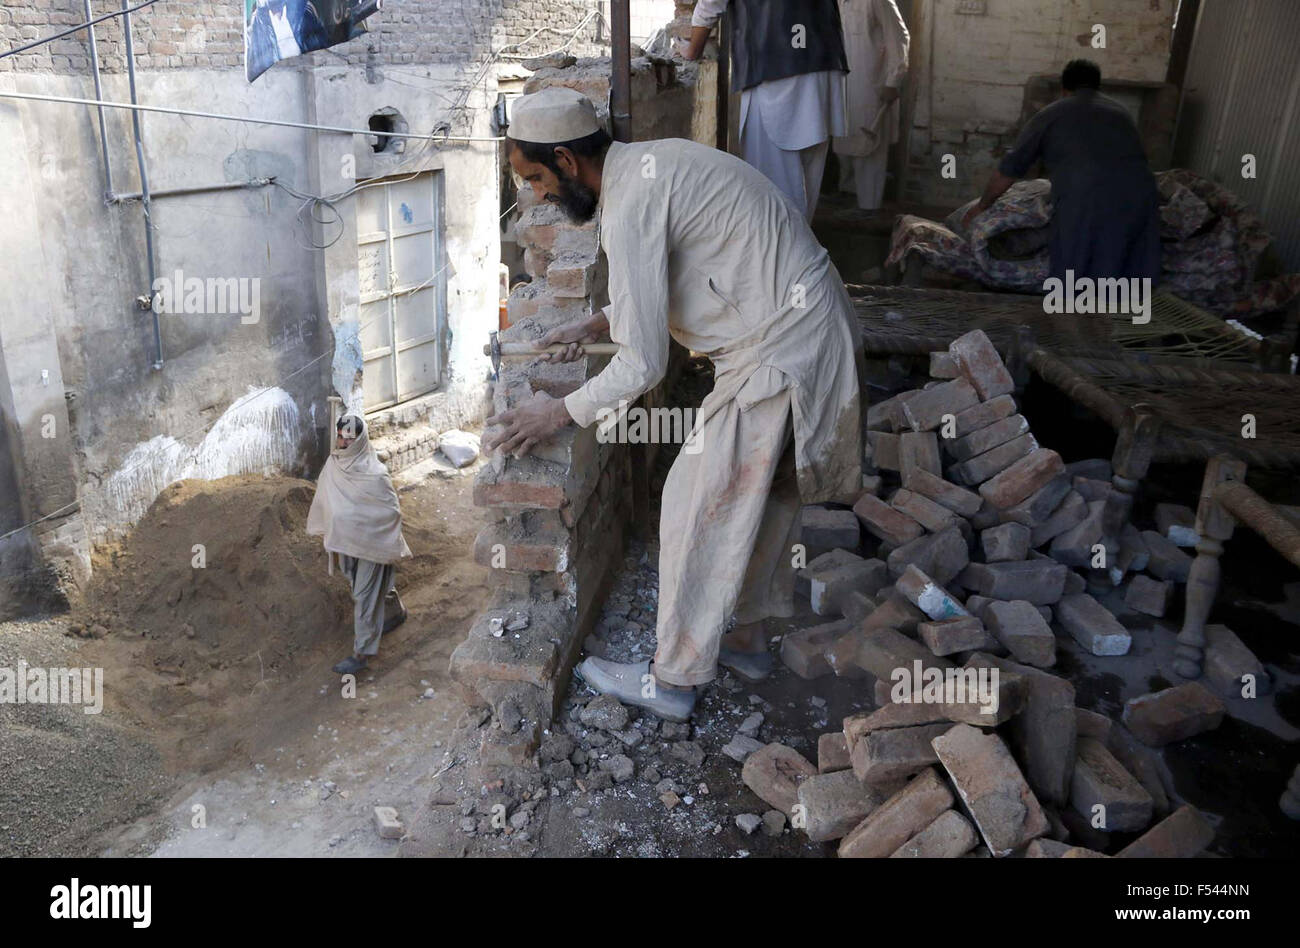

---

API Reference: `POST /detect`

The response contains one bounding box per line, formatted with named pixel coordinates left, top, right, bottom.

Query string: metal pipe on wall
left=83, top=0, right=114, bottom=198
left=119, top=0, right=163, bottom=370
left=109, top=177, right=276, bottom=204
left=610, top=0, right=631, bottom=142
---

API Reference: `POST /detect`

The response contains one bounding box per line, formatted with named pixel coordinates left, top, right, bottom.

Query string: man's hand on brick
left=483, top=391, right=573, bottom=459
left=535, top=312, right=608, bottom=363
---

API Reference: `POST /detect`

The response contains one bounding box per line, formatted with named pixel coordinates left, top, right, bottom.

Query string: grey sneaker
left=717, top=646, right=774, bottom=683
left=574, top=657, right=695, bottom=722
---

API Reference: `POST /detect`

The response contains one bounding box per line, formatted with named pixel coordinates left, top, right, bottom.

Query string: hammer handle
left=487, top=341, right=620, bottom=357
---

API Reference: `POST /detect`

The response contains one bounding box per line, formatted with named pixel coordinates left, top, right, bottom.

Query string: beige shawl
left=307, top=418, right=411, bottom=567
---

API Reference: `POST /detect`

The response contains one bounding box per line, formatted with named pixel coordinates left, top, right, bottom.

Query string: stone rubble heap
left=728, top=328, right=1268, bottom=857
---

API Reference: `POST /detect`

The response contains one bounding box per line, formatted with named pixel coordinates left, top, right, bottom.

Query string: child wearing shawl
left=307, top=414, right=411, bottom=674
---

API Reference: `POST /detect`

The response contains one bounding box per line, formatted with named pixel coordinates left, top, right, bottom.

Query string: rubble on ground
left=756, top=328, right=1256, bottom=857
left=453, top=330, right=1268, bottom=858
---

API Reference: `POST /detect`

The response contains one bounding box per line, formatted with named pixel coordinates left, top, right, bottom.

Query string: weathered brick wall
left=0, top=0, right=607, bottom=73
left=906, top=0, right=1176, bottom=205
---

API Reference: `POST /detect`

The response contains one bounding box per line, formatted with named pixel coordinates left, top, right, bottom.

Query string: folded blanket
left=885, top=170, right=1300, bottom=317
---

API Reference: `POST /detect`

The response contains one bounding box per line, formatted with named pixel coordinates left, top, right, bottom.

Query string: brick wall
left=0, top=0, right=608, bottom=74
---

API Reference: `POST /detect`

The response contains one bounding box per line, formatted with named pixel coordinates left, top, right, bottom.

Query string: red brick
left=853, top=493, right=924, bottom=546
left=981, top=522, right=1030, bottom=562
left=929, top=351, right=960, bottom=378
left=1030, top=491, right=1088, bottom=546
left=839, top=767, right=955, bottom=857
left=958, top=560, right=1067, bottom=604
left=1122, top=683, right=1225, bottom=747
left=949, top=414, right=1031, bottom=461
left=797, top=770, right=894, bottom=842
left=1117, top=805, right=1214, bottom=858
left=985, top=600, right=1056, bottom=668
left=886, top=524, right=970, bottom=586
left=849, top=723, right=954, bottom=787
left=1070, top=736, right=1153, bottom=832
left=448, top=634, right=558, bottom=689
left=899, top=431, right=942, bottom=481
left=1204, top=624, right=1270, bottom=697
left=1142, top=530, right=1193, bottom=582
left=900, top=378, right=980, bottom=431
left=998, top=472, right=1072, bottom=527
left=966, top=653, right=1076, bottom=806
left=818, top=732, right=852, bottom=773
left=809, top=558, right=889, bottom=615
left=951, top=393, right=1018, bottom=438
left=780, top=620, right=853, bottom=679
left=896, top=564, right=969, bottom=621
left=865, top=430, right=900, bottom=471
left=890, top=489, right=958, bottom=532
left=949, top=329, right=1015, bottom=400
left=947, top=433, right=1036, bottom=486
left=801, top=506, right=861, bottom=551
left=889, top=808, right=979, bottom=858
left=1124, top=574, right=1173, bottom=617
left=844, top=625, right=953, bottom=681
left=903, top=468, right=983, bottom=518
left=932, top=723, right=1050, bottom=856
left=918, top=615, right=995, bottom=656
left=741, top=743, right=817, bottom=815
left=979, top=448, right=1065, bottom=509
left=1057, top=593, right=1132, bottom=656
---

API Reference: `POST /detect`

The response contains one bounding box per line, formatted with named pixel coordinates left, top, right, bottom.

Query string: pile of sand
left=78, top=476, right=352, bottom=684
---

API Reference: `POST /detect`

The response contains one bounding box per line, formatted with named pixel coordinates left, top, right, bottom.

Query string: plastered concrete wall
left=905, top=0, right=1176, bottom=206
left=0, top=0, right=600, bottom=613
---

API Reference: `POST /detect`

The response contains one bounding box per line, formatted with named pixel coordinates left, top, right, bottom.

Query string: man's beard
left=547, top=171, right=599, bottom=223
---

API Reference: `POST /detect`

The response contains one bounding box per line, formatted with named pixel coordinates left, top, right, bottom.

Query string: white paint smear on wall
left=84, top=386, right=302, bottom=538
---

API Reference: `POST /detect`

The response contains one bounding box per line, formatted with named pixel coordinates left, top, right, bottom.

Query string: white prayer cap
left=509, top=87, right=601, bottom=144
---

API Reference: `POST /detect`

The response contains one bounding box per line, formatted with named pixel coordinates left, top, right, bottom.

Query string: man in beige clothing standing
left=834, top=0, right=909, bottom=210
left=486, top=88, right=863, bottom=721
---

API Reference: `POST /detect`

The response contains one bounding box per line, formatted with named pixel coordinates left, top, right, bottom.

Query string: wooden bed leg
left=1091, top=406, right=1158, bottom=592
left=1282, top=764, right=1300, bottom=820
left=1174, top=455, right=1246, bottom=679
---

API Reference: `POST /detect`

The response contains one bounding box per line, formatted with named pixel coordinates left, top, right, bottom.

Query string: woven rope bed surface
left=849, top=285, right=1260, bottom=364
left=1027, top=349, right=1300, bottom=469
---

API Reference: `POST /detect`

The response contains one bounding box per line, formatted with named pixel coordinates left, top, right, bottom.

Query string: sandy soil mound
left=78, top=476, right=351, bottom=687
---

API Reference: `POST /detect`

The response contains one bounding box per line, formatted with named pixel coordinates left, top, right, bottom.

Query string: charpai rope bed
left=1026, top=349, right=1300, bottom=470
left=849, top=285, right=1263, bottom=365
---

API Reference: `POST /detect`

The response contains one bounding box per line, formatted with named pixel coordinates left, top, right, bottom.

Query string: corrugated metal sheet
left=1175, top=0, right=1300, bottom=269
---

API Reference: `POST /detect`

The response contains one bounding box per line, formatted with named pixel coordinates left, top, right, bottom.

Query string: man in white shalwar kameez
left=684, top=0, right=850, bottom=221
left=834, top=0, right=909, bottom=210
left=486, top=88, right=863, bottom=721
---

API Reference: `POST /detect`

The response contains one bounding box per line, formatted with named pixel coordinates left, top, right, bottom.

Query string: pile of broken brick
left=730, top=329, right=1257, bottom=858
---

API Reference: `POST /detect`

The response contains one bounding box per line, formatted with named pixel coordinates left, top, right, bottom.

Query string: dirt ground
left=0, top=459, right=491, bottom=858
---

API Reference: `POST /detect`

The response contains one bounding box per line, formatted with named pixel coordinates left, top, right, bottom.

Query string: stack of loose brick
left=763, top=329, right=1229, bottom=856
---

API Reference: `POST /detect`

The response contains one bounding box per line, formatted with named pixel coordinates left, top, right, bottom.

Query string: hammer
left=485, top=330, right=619, bottom=379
